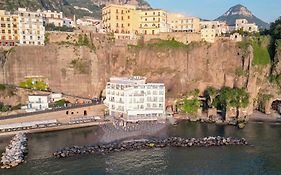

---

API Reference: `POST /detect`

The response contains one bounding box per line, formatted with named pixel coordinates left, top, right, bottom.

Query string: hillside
left=0, top=0, right=150, bottom=19
left=215, top=4, right=269, bottom=29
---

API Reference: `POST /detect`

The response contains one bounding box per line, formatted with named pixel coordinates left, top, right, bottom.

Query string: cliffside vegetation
left=128, top=39, right=204, bottom=50
left=237, top=36, right=271, bottom=66
left=56, top=34, right=96, bottom=51
left=45, top=23, right=74, bottom=32
left=177, top=89, right=201, bottom=115
left=19, top=78, right=49, bottom=91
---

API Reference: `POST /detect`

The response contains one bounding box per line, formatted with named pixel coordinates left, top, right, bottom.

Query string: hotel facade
left=17, top=8, right=45, bottom=45
left=105, top=76, right=166, bottom=122
left=0, top=10, right=19, bottom=46
left=168, top=13, right=200, bottom=33
left=102, top=4, right=138, bottom=39
left=102, top=4, right=169, bottom=37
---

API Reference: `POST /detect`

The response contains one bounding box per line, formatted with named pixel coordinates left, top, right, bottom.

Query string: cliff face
left=0, top=40, right=243, bottom=99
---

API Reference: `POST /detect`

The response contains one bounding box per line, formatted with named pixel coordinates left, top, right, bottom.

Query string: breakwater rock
left=53, top=136, right=248, bottom=158
left=1, top=133, right=28, bottom=169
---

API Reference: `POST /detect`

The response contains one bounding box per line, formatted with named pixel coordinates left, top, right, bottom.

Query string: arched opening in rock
left=84, top=110, right=87, bottom=116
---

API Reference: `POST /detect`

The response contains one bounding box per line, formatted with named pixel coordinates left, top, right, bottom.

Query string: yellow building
left=201, top=28, right=216, bottom=43
left=138, top=9, right=169, bottom=35
left=0, top=10, right=19, bottom=46
left=168, top=13, right=200, bottom=33
left=102, top=4, right=139, bottom=39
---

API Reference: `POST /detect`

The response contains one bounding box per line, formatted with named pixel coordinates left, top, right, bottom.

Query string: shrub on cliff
left=19, top=78, right=49, bottom=91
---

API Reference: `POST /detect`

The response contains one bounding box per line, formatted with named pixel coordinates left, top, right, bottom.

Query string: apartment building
left=235, top=19, right=258, bottom=33
left=42, top=10, right=63, bottom=27
left=201, top=28, right=216, bottom=43
left=17, top=8, right=45, bottom=45
left=102, top=4, right=138, bottom=39
left=139, top=9, right=169, bottom=35
left=200, top=20, right=229, bottom=36
left=0, top=10, right=19, bottom=46
left=168, top=13, right=200, bottom=33
left=105, top=76, right=165, bottom=122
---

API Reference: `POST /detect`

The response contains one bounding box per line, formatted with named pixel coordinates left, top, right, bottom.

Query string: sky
left=146, top=0, right=281, bottom=23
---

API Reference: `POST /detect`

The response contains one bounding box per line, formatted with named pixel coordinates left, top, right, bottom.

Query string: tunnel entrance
left=272, top=100, right=281, bottom=114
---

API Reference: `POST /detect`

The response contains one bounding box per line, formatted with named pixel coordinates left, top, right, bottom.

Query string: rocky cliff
left=0, top=39, right=242, bottom=97
left=0, top=36, right=279, bottom=114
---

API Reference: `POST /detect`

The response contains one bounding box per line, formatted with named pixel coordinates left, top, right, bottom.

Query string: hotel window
left=8, top=30, right=11, bottom=34
left=7, top=18, right=10, bottom=21
left=145, top=12, right=147, bottom=15
left=128, top=23, right=130, bottom=27
left=121, top=10, right=124, bottom=14
left=128, top=16, right=130, bottom=19
left=153, top=12, right=155, bottom=15
left=1, top=30, right=5, bottom=34
left=153, top=18, right=155, bottom=21
left=158, top=12, right=160, bottom=16
left=1, top=36, right=5, bottom=40
left=145, top=18, right=147, bottom=21
left=121, top=16, right=123, bottom=20
left=13, top=24, right=17, bottom=28
left=1, top=24, right=5, bottom=27
left=116, top=16, right=118, bottom=20
left=0, top=17, right=4, bottom=21
left=116, top=9, right=119, bottom=13
left=116, top=23, right=119, bottom=27
left=9, top=36, right=12, bottom=40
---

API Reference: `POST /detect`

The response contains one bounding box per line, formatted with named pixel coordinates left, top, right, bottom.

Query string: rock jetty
left=53, top=136, right=248, bottom=158
left=1, top=133, right=28, bottom=169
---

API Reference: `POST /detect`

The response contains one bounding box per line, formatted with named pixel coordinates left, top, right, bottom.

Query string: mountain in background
left=215, top=4, right=269, bottom=29
left=0, top=0, right=150, bottom=19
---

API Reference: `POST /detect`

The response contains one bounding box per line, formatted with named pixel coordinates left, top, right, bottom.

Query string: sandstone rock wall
left=0, top=40, right=243, bottom=99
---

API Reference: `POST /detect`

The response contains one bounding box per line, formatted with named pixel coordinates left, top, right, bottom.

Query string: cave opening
left=271, top=100, right=281, bottom=117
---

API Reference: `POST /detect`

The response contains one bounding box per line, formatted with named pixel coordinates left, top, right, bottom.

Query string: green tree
left=181, top=98, right=201, bottom=115
left=215, top=87, right=250, bottom=118
left=205, top=86, right=218, bottom=108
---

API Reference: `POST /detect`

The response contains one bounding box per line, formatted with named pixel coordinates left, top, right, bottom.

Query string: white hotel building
left=105, top=76, right=165, bottom=122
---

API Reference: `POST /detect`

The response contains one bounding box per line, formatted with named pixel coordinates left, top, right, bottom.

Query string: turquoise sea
left=1, top=121, right=281, bottom=175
